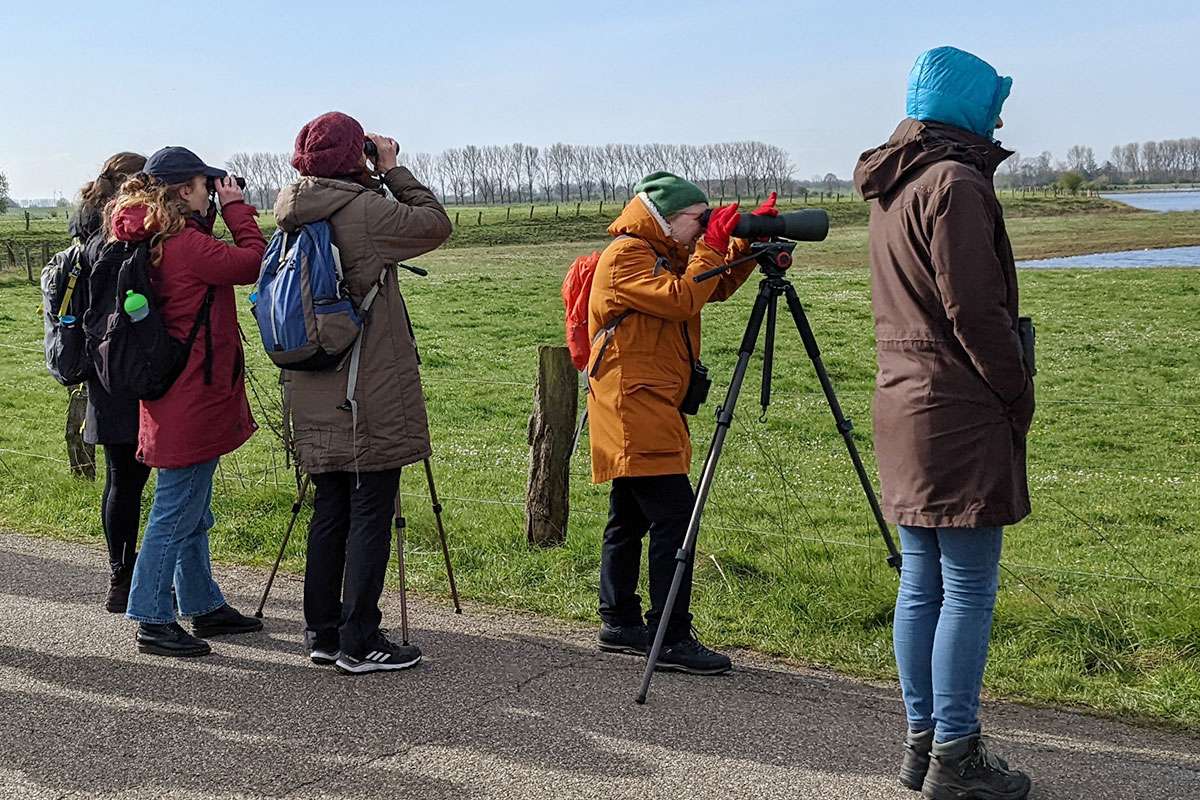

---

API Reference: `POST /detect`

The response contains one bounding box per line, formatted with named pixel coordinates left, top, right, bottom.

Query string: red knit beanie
left=292, top=112, right=365, bottom=178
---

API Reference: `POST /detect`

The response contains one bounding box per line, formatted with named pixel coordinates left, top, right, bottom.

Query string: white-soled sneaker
left=334, top=633, right=422, bottom=675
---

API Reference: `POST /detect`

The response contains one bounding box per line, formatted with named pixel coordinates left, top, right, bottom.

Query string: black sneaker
left=655, top=632, right=732, bottom=675
left=598, top=622, right=649, bottom=655
left=105, top=566, right=134, bottom=614
left=137, top=622, right=211, bottom=657
left=900, top=728, right=934, bottom=790
left=922, top=735, right=1031, bottom=800
left=335, top=632, right=422, bottom=675
left=192, top=604, right=263, bottom=638
left=304, top=629, right=341, bottom=666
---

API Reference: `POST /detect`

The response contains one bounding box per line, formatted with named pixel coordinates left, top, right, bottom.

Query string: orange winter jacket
left=585, top=194, right=756, bottom=483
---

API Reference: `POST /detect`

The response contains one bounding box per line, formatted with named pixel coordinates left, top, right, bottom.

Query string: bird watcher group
left=39, top=47, right=1035, bottom=800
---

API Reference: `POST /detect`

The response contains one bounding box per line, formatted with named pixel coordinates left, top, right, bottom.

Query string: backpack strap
left=341, top=265, right=391, bottom=485
left=182, top=288, right=216, bottom=386
left=585, top=234, right=672, bottom=381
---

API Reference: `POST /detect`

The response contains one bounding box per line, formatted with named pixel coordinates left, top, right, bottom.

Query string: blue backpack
left=252, top=221, right=386, bottom=372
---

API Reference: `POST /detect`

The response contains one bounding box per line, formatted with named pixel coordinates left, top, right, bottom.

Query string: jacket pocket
left=619, top=375, right=686, bottom=455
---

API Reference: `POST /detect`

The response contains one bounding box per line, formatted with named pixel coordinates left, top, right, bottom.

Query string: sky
left=2, top=0, right=1198, bottom=200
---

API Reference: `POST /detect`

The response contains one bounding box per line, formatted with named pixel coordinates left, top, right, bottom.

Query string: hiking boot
left=136, top=622, right=211, bottom=657
left=105, top=565, right=134, bottom=614
left=598, top=622, right=649, bottom=655
left=335, top=631, right=422, bottom=675
left=900, top=728, right=934, bottom=790
left=655, top=632, right=732, bottom=675
left=192, top=604, right=263, bottom=638
left=304, top=629, right=341, bottom=666
left=922, top=734, right=1031, bottom=800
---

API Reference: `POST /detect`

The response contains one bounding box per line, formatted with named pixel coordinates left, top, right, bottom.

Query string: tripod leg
left=570, top=406, right=588, bottom=459
left=760, top=293, right=778, bottom=419
left=636, top=279, right=774, bottom=705
left=781, top=283, right=902, bottom=572
left=423, top=458, right=462, bottom=613
left=255, top=474, right=310, bottom=618
left=393, top=487, right=410, bottom=646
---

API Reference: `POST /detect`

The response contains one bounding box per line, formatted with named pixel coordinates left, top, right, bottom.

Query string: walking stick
left=255, top=472, right=310, bottom=618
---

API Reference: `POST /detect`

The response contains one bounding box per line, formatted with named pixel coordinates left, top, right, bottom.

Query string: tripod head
left=694, top=239, right=798, bottom=283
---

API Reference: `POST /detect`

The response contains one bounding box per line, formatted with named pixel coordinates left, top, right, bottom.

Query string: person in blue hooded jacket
left=853, top=47, right=1034, bottom=800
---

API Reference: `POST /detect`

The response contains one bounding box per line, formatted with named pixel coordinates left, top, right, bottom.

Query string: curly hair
left=106, top=172, right=192, bottom=266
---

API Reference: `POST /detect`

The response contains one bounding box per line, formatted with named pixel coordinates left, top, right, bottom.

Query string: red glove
left=702, top=203, right=740, bottom=253
left=752, top=191, right=779, bottom=218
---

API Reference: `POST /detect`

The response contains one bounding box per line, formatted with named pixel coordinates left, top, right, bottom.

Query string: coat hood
left=607, top=194, right=690, bottom=263
left=68, top=205, right=103, bottom=240
left=853, top=118, right=1013, bottom=201
left=111, top=205, right=150, bottom=242
left=274, top=177, right=369, bottom=232
left=906, top=46, right=1011, bottom=140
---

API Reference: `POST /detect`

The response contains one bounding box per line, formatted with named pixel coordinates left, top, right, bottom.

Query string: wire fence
left=1, top=315, right=1196, bottom=612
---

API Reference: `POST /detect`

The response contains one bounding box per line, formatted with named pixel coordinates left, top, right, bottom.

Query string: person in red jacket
left=109, top=147, right=267, bottom=657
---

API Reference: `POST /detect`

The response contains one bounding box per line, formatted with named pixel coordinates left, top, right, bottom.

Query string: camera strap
left=681, top=320, right=697, bottom=369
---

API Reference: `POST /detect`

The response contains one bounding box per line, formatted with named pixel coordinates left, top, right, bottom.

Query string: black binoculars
left=206, top=175, right=247, bottom=193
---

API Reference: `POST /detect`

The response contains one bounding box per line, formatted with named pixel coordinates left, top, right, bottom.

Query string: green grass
left=1, top=201, right=1199, bottom=729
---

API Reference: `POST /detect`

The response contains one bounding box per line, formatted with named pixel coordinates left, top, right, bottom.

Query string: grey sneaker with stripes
left=334, top=634, right=422, bottom=675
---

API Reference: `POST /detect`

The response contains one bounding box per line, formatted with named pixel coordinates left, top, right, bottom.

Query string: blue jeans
left=126, top=458, right=226, bottom=624
left=893, top=525, right=1003, bottom=743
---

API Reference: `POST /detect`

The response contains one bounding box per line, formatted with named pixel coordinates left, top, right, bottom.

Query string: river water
left=1016, top=190, right=1200, bottom=268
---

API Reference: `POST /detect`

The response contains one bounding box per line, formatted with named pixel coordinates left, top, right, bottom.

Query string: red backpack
left=561, top=251, right=601, bottom=371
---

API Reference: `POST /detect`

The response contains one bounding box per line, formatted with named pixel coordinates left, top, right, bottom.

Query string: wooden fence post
left=529, top=204, right=535, bottom=220
left=477, top=211, right=483, bottom=225
left=66, top=384, right=96, bottom=480
left=525, top=345, right=577, bottom=547
left=25, top=246, right=33, bottom=284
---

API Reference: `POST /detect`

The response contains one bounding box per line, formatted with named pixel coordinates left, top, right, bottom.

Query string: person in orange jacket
left=586, top=171, right=776, bottom=674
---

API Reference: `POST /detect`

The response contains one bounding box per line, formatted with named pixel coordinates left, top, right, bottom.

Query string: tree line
left=223, top=141, right=802, bottom=209
left=999, top=137, right=1200, bottom=190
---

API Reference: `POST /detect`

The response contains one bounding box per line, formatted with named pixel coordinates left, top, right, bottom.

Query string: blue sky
left=2, top=0, right=1197, bottom=199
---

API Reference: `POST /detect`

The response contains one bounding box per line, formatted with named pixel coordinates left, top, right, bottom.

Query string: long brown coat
left=274, top=167, right=452, bottom=474
left=586, top=194, right=756, bottom=483
left=853, top=119, right=1034, bottom=528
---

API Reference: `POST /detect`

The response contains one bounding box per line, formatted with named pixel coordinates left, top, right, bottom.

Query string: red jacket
left=111, top=202, right=266, bottom=468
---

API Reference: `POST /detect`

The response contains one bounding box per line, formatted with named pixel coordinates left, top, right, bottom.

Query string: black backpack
left=40, top=243, right=91, bottom=386
left=88, top=238, right=214, bottom=402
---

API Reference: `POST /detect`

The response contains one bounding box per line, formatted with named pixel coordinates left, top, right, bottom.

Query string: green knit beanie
left=634, top=171, right=708, bottom=218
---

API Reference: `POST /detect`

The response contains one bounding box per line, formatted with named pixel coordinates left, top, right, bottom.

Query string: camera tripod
left=635, top=241, right=901, bottom=705
left=254, top=458, right=462, bottom=632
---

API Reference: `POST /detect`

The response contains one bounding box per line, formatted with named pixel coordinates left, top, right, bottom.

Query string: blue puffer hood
left=906, top=46, right=1011, bottom=140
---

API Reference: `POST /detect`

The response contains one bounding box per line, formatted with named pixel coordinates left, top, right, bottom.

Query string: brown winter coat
left=586, top=194, right=756, bottom=483
left=853, top=119, right=1034, bottom=528
left=274, top=167, right=452, bottom=474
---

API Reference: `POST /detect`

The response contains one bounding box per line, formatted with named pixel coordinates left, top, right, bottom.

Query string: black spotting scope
left=731, top=208, right=828, bottom=241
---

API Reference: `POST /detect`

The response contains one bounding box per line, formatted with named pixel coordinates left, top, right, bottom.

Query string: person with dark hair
left=586, top=172, right=776, bottom=675
left=854, top=46, right=1033, bottom=800
left=275, top=112, right=452, bottom=675
left=72, top=151, right=149, bottom=612
left=110, top=146, right=267, bottom=657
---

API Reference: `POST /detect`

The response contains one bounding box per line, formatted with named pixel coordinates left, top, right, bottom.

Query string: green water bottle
left=124, top=290, right=149, bottom=323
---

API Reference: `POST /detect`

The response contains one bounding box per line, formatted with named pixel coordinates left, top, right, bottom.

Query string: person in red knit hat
left=275, top=111, right=452, bottom=675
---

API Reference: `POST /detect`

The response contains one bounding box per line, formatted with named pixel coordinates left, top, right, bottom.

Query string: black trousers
left=599, top=474, right=696, bottom=643
left=303, top=469, right=401, bottom=657
left=101, top=443, right=151, bottom=573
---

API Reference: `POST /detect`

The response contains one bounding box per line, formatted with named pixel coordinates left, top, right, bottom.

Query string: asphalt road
left=0, top=531, right=1196, bottom=799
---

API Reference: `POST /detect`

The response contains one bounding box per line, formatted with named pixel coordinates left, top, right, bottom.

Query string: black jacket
left=72, top=206, right=140, bottom=447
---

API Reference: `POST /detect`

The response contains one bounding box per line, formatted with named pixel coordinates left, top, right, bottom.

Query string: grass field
left=1, top=198, right=1198, bottom=728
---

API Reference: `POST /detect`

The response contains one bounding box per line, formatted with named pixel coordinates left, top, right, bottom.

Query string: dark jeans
left=304, top=469, right=401, bottom=658
left=599, top=474, right=696, bottom=643
left=101, top=443, right=151, bottom=573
